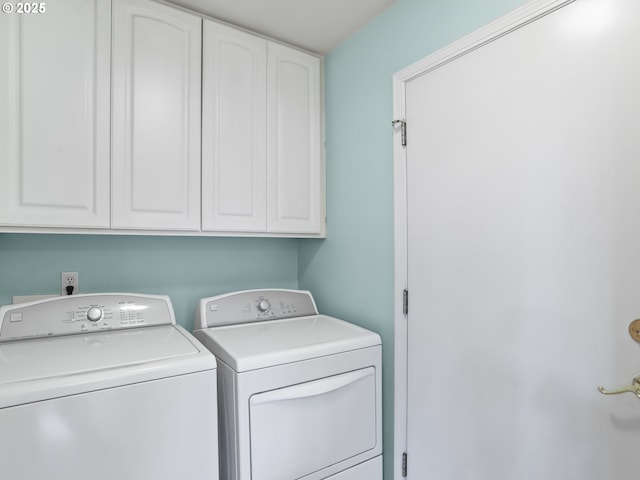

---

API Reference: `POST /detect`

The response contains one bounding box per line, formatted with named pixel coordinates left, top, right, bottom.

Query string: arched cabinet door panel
left=201, top=20, right=268, bottom=232
left=111, top=0, right=202, bottom=231
left=267, top=43, right=324, bottom=235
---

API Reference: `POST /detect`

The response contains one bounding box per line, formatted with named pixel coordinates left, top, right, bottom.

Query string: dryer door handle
left=250, top=368, right=374, bottom=405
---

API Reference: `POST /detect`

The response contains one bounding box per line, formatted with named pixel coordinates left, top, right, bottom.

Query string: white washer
left=193, top=289, right=382, bottom=480
left=0, top=293, right=219, bottom=480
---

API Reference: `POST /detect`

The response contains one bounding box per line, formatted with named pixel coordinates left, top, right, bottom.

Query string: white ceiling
left=167, top=0, right=398, bottom=54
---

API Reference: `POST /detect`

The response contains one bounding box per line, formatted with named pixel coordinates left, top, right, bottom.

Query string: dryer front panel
left=249, top=366, right=377, bottom=480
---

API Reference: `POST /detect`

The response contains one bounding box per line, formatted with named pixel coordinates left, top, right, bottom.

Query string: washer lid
left=0, top=325, right=216, bottom=408
left=193, top=314, right=381, bottom=372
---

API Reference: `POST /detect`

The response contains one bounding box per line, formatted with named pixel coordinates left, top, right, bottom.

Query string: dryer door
left=249, top=367, right=377, bottom=480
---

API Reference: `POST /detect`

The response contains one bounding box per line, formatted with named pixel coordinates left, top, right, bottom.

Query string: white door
left=0, top=0, right=110, bottom=228
left=398, top=0, right=640, bottom=478
left=267, top=43, right=324, bottom=234
left=202, top=20, right=267, bottom=232
left=111, top=0, right=201, bottom=231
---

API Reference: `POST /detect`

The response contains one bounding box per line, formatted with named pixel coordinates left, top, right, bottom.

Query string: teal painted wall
left=0, top=234, right=298, bottom=331
left=298, top=0, right=529, bottom=477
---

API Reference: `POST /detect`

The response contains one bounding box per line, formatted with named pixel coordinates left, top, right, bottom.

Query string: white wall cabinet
left=111, top=0, right=202, bottom=231
left=202, top=21, right=324, bottom=235
left=202, top=20, right=268, bottom=232
left=0, top=0, right=110, bottom=228
left=0, top=0, right=323, bottom=237
left=267, top=43, right=323, bottom=234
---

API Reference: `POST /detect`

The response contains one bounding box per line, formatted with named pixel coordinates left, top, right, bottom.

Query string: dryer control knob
left=257, top=300, right=271, bottom=312
left=86, top=306, right=103, bottom=322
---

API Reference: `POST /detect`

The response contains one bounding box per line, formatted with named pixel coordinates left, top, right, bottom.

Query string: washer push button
left=86, top=307, right=104, bottom=322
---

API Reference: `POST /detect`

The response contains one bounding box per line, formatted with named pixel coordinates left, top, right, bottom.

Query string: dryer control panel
left=196, top=289, right=319, bottom=328
left=0, top=294, right=175, bottom=342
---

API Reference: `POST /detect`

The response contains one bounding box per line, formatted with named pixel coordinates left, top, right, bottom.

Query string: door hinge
left=403, top=289, right=408, bottom=315
left=402, top=452, right=408, bottom=477
left=392, top=119, right=407, bottom=147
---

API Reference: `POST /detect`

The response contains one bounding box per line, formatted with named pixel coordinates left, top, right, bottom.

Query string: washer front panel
left=0, top=370, right=219, bottom=480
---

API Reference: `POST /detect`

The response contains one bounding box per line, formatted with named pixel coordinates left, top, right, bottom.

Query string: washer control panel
left=196, top=289, right=319, bottom=328
left=0, top=293, right=175, bottom=342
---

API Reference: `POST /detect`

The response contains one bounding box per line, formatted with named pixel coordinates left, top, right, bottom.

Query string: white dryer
left=193, top=289, right=382, bottom=480
left=0, top=293, right=219, bottom=480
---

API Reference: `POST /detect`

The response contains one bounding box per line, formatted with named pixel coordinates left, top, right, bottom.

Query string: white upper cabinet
left=202, top=20, right=268, bottom=232
left=111, top=0, right=202, bottom=231
left=267, top=43, right=323, bottom=234
left=0, top=0, right=110, bottom=228
left=202, top=22, right=324, bottom=235
left=0, top=0, right=323, bottom=236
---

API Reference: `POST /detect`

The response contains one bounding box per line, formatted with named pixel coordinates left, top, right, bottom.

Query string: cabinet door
left=0, top=0, right=110, bottom=228
left=202, top=20, right=267, bottom=232
left=267, top=43, right=324, bottom=234
left=112, top=0, right=201, bottom=231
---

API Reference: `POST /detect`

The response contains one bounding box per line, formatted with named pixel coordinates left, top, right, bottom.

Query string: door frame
left=391, top=1, right=572, bottom=478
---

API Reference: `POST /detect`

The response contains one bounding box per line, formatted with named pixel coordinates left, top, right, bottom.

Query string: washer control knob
left=257, top=300, right=271, bottom=312
left=86, top=307, right=103, bottom=322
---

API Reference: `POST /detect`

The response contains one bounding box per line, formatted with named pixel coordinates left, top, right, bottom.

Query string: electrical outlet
left=61, top=272, right=79, bottom=295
